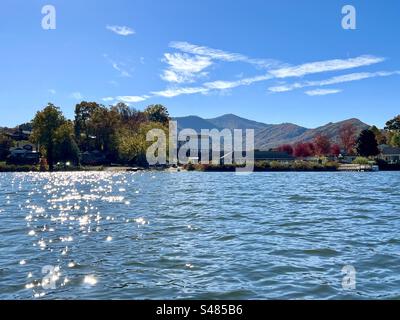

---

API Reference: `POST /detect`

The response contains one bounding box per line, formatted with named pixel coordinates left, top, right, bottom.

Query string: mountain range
left=173, top=114, right=370, bottom=150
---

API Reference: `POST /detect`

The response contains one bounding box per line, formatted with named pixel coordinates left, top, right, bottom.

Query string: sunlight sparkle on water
left=83, top=275, right=97, bottom=286
left=135, top=217, right=147, bottom=225
left=25, top=283, right=34, bottom=289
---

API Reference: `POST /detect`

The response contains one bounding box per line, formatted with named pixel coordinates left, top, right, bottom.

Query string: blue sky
left=0, top=0, right=399, bottom=128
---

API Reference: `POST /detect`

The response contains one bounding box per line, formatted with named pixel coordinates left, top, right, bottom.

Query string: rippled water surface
left=0, top=171, right=399, bottom=299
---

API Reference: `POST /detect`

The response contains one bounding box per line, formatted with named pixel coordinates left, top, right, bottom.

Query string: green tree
left=390, top=132, right=400, bottom=147
left=370, top=125, right=387, bottom=145
left=0, top=134, right=13, bottom=161
left=385, top=115, right=400, bottom=132
left=144, top=104, right=170, bottom=125
left=112, top=102, right=135, bottom=122
left=116, top=121, right=168, bottom=166
left=74, top=101, right=101, bottom=150
left=18, top=122, right=33, bottom=132
left=54, top=121, right=80, bottom=166
left=31, top=103, right=66, bottom=170
left=88, top=106, right=121, bottom=160
left=116, top=129, right=147, bottom=165
left=356, top=129, right=380, bottom=157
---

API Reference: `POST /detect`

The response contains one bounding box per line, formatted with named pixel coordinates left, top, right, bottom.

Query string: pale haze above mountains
left=174, top=114, right=369, bottom=150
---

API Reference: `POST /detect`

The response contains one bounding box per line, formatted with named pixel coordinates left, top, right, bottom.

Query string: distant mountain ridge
left=207, top=113, right=270, bottom=131
left=173, top=114, right=369, bottom=150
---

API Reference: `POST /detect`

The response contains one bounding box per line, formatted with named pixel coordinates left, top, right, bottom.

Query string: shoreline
left=1, top=164, right=400, bottom=173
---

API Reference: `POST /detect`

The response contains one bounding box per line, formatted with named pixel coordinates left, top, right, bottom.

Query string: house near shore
left=254, top=150, right=295, bottom=162
left=177, top=134, right=233, bottom=164
left=176, top=133, right=297, bottom=164
left=378, top=145, right=400, bottom=164
left=177, top=134, right=213, bottom=154
left=7, top=144, right=40, bottom=165
left=80, top=150, right=108, bottom=165
left=5, top=130, right=32, bottom=141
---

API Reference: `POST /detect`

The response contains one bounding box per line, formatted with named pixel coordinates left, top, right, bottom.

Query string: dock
left=338, top=164, right=379, bottom=172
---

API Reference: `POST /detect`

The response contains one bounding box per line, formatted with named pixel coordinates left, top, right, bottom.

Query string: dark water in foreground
left=0, top=171, right=399, bottom=299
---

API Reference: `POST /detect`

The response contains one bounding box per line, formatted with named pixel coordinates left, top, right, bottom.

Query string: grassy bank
left=184, top=161, right=340, bottom=172
left=0, top=162, right=104, bottom=172
left=2, top=160, right=399, bottom=173
left=0, top=162, right=40, bottom=172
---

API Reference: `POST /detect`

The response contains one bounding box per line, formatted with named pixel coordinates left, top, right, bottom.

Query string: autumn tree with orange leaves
left=339, top=123, right=356, bottom=155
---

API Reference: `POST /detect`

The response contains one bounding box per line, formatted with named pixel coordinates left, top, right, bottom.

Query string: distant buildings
left=80, top=150, right=108, bottom=165
left=176, top=133, right=296, bottom=164
left=378, top=145, right=400, bottom=164
left=7, top=144, right=40, bottom=165
left=254, top=150, right=295, bottom=162
left=1, top=128, right=40, bottom=165
left=4, top=130, right=32, bottom=141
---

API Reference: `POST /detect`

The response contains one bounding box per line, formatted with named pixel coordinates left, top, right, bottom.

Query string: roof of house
left=380, top=146, right=400, bottom=155
left=254, top=151, right=295, bottom=160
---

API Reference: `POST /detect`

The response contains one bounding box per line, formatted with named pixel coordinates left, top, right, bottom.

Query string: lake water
left=0, top=171, right=399, bottom=300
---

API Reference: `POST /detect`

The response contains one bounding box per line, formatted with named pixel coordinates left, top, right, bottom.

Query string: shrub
left=254, top=161, right=270, bottom=171
left=293, top=161, right=315, bottom=171
left=353, top=157, right=370, bottom=165
left=324, top=161, right=339, bottom=170
left=185, top=163, right=196, bottom=171
left=269, top=161, right=290, bottom=170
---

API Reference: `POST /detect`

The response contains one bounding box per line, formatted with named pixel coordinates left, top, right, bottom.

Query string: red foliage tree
left=313, top=134, right=331, bottom=156
left=306, top=142, right=316, bottom=156
left=277, top=144, right=294, bottom=156
left=331, top=144, right=341, bottom=157
left=340, top=123, right=356, bottom=155
left=294, top=142, right=314, bottom=158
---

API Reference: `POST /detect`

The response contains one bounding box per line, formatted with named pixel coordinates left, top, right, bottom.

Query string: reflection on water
left=0, top=171, right=399, bottom=299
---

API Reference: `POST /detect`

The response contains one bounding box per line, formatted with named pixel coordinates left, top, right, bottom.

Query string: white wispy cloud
left=161, top=53, right=212, bottom=83
left=170, top=41, right=246, bottom=62
left=308, top=71, right=400, bottom=86
left=70, top=92, right=83, bottom=100
left=102, top=97, right=115, bottom=102
left=268, top=70, right=400, bottom=93
left=104, top=54, right=132, bottom=77
left=101, top=69, right=399, bottom=103
left=116, top=95, right=149, bottom=103
left=151, top=87, right=209, bottom=98
left=111, top=61, right=131, bottom=77
left=269, top=55, right=385, bottom=78
left=162, top=43, right=387, bottom=95
left=305, top=89, right=342, bottom=96
left=169, top=41, right=277, bottom=68
left=204, top=74, right=272, bottom=90
left=160, top=41, right=280, bottom=85
left=48, top=89, right=56, bottom=95
left=99, top=41, right=394, bottom=103
left=106, top=25, right=135, bottom=36
left=268, top=83, right=301, bottom=93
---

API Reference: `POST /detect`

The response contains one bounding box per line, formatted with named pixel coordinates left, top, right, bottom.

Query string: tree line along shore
left=1, top=102, right=400, bottom=172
